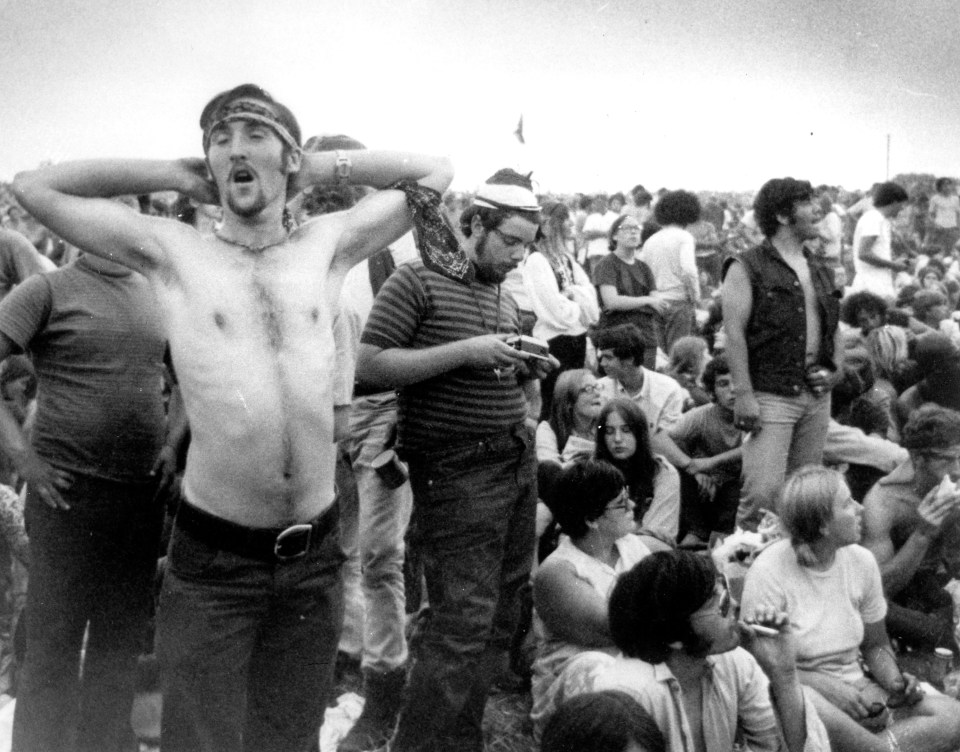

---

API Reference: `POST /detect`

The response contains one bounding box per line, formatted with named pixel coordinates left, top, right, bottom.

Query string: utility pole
left=886, top=134, right=891, bottom=180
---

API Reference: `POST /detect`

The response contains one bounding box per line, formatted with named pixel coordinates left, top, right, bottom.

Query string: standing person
left=523, top=202, right=599, bottom=420
left=12, top=83, right=454, bottom=752
left=581, top=194, right=619, bottom=276
left=592, top=215, right=664, bottom=369
left=639, top=190, right=702, bottom=353
left=723, top=178, right=843, bottom=531
left=850, top=182, right=910, bottom=300
left=299, top=132, right=416, bottom=752
left=928, top=178, right=960, bottom=255
left=0, top=248, right=168, bottom=752
left=357, top=170, right=555, bottom=752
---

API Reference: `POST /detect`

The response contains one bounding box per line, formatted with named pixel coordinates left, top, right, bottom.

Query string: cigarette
left=741, top=622, right=780, bottom=636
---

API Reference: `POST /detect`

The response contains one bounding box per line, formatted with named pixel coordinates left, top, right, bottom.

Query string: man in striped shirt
left=357, top=170, right=553, bottom=752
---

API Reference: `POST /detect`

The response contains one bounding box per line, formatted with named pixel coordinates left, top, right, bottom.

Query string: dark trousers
left=679, top=472, right=740, bottom=540
left=392, top=425, right=538, bottom=752
left=14, top=474, right=163, bottom=752
left=156, top=508, right=344, bottom=752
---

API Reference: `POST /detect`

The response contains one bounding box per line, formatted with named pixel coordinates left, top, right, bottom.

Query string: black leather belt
left=175, top=499, right=337, bottom=563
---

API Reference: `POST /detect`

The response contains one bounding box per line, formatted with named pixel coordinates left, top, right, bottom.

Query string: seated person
left=537, top=369, right=602, bottom=468
left=842, top=290, right=890, bottom=339
left=596, top=398, right=681, bottom=544
left=661, top=353, right=743, bottom=547
left=594, top=324, right=685, bottom=445
left=742, top=465, right=960, bottom=752
left=530, top=460, right=656, bottom=733
left=665, top=336, right=711, bottom=409
left=540, top=690, right=666, bottom=752
left=896, top=333, right=960, bottom=422
left=538, top=549, right=830, bottom=752
left=862, top=405, right=960, bottom=650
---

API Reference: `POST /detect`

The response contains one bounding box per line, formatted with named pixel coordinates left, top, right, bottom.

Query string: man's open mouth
left=231, top=167, right=255, bottom=184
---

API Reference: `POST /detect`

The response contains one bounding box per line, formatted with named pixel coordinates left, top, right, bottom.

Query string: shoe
left=338, top=667, right=407, bottom=752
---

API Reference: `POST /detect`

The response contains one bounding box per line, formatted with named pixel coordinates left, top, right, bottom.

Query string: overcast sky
left=1, top=0, right=958, bottom=193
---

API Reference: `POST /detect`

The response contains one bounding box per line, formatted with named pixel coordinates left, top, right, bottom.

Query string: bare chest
left=161, top=241, right=338, bottom=353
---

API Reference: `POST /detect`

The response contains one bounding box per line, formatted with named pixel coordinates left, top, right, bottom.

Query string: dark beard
left=473, top=231, right=507, bottom=284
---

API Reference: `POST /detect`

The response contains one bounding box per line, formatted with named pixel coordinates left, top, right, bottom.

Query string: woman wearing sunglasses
left=742, top=466, right=960, bottom=752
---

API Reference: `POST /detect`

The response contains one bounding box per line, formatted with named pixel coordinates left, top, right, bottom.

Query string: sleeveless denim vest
left=723, top=240, right=840, bottom=397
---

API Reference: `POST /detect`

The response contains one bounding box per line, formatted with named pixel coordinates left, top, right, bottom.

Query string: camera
left=506, top=334, right=550, bottom=361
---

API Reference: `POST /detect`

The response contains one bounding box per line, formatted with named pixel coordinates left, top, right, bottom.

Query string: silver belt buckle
left=274, top=523, right=313, bottom=560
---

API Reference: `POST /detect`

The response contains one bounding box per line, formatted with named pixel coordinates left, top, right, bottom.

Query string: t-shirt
left=668, top=403, right=743, bottom=484
left=0, top=258, right=166, bottom=481
left=361, top=259, right=526, bottom=453
left=851, top=208, right=895, bottom=299
left=740, top=539, right=887, bottom=683
left=0, top=228, right=55, bottom=301
left=591, top=253, right=658, bottom=347
left=639, top=225, right=700, bottom=303
left=930, top=193, right=960, bottom=230
left=582, top=210, right=619, bottom=259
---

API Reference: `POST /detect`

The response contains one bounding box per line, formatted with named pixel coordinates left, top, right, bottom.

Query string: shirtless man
left=722, top=178, right=843, bottom=530
left=12, top=83, right=453, bottom=752
left=862, top=405, right=960, bottom=650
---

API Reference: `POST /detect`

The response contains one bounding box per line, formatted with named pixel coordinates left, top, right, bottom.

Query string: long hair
left=548, top=369, right=596, bottom=451
left=595, top=398, right=657, bottom=506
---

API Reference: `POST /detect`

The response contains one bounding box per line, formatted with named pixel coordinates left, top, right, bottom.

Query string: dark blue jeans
left=156, top=507, right=344, bottom=752
left=392, top=424, right=538, bottom=752
left=14, top=474, right=163, bottom=752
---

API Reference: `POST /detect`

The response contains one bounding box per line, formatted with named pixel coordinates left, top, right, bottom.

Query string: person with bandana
left=357, top=169, right=557, bottom=752
left=12, top=83, right=453, bottom=752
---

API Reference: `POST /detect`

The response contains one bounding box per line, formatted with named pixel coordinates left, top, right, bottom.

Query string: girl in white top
left=742, top=466, right=960, bottom=752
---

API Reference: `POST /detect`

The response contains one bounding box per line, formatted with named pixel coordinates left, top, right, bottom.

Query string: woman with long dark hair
left=595, top=398, right=680, bottom=544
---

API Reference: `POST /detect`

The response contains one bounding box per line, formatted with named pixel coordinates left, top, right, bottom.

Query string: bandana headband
left=473, top=182, right=540, bottom=212
left=203, top=101, right=300, bottom=153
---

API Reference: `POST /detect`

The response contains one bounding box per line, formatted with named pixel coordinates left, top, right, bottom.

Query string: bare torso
left=152, top=216, right=347, bottom=527
left=782, top=252, right=822, bottom=366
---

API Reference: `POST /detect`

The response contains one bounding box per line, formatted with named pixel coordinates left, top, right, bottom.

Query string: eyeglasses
left=579, top=383, right=601, bottom=395
left=603, top=490, right=632, bottom=514
left=617, top=224, right=641, bottom=234
left=690, top=583, right=732, bottom=620
left=490, top=227, right=530, bottom=249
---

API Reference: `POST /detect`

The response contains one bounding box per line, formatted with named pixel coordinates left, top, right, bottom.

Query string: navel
left=214, top=312, right=226, bottom=329
left=310, top=307, right=320, bottom=324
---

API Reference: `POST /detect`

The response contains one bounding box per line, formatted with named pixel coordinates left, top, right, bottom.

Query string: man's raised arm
left=12, top=159, right=215, bottom=273
left=297, top=151, right=453, bottom=270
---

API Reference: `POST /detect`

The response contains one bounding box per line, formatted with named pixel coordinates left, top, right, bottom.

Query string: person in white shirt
left=928, top=177, right=960, bottom=254
left=640, top=191, right=702, bottom=353
left=581, top=195, right=620, bottom=276
left=850, top=182, right=909, bottom=300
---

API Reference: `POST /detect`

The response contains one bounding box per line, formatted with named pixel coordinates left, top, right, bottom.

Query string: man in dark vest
left=722, top=178, right=843, bottom=530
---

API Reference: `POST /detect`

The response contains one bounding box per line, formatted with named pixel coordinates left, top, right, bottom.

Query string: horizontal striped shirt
left=361, top=259, right=526, bottom=453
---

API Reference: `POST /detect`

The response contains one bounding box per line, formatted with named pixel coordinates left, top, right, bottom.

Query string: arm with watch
left=294, top=149, right=455, bottom=272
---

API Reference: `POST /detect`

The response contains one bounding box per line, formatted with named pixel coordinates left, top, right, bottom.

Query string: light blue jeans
left=337, top=394, right=413, bottom=672
left=736, top=389, right=831, bottom=531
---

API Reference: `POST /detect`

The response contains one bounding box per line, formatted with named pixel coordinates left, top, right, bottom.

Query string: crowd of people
left=0, top=84, right=958, bottom=752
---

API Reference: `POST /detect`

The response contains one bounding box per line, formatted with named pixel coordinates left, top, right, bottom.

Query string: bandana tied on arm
left=390, top=180, right=474, bottom=284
